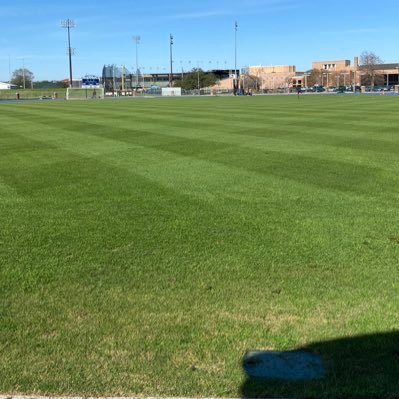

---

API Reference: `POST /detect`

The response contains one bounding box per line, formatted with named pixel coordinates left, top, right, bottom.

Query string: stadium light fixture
left=61, top=19, right=75, bottom=87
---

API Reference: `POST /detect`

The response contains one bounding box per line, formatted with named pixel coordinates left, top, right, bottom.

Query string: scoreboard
left=82, top=77, right=100, bottom=87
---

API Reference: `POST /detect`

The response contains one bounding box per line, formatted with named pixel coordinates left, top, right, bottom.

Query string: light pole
left=8, top=54, right=11, bottom=87
left=234, top=21, right=238, bottom=79
left=139, top=66, right=145, bottom=89
left=61, top=19, right=75, bottom=87
left=353, top=69, right=357, bottom=93
left=169, top=34, right=173, bottom=87
left=22, top=58, right=26, bottom=89
left=112, top=65, right=116, bottom=94
left=234, top=21, right=238, bottom=93
left=197, top=61, right=200, bottom=94
left=132, top=35, right=140, bottom=89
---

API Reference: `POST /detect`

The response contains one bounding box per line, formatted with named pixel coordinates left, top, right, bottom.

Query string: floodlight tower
left=234, top=21, right=238, bottom=80
left=133, top=35, right=140, bottom=88
left=61, top=19, right=75, bottom=87
left=169, top=34, right=174, bottom=87
left=233, top=21, right=238, bottom=93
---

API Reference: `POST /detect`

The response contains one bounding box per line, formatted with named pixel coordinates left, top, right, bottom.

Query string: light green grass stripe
left=0, top=179, right=25, bottom=203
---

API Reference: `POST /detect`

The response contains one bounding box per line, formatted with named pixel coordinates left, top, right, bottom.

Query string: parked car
left=335, top=86, right=346, bottom=93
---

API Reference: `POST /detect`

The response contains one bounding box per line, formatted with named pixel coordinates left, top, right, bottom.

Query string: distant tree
left=360, top=51, right=383, bottom=88
left=174, top=69, right=217, bottom=90
left=329, top=71, right=341, bottom=87
left=284, top=76, right=293, bottom=91
left=306, top=69, right=323, bottom=86
left=33, top=80, right=65, bottom=89
left=11, top=68, right=34, bottom=88
left=58, top=79, right=70, bottom=88
left=361, top=73, right=385, bottom=87
left=241, top=74, right=260, bottom=91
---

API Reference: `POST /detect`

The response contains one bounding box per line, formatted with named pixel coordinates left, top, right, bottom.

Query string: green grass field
left=1, top=95, right=399, bottom=398
left=0, top=88, right=67, bottom=100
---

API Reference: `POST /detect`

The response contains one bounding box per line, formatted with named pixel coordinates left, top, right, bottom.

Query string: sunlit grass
left=1, top=94, right=399, bottom=397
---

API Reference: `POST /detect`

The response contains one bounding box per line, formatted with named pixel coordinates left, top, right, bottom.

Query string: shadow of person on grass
left=240, top=331, right=399, bottom=398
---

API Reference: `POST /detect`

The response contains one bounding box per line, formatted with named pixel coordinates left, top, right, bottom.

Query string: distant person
left=92, top=89, right=97, bottom=99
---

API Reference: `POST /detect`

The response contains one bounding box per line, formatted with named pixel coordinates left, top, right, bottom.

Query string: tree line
left=9, top=69, right=69, bottom=89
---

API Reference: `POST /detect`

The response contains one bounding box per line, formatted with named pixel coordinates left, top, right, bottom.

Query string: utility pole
left=8, top=55, right=11, bottom=86
left=112, top=65, right=116, bottom=94
left=61, top=19, right=75, bottom=87
left=169, top=34, right=174, bottom=87
left=22, top=59, right=26, bottom=89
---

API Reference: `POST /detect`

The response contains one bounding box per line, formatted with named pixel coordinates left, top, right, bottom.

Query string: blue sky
left=1, top=0, right=398, bottom=81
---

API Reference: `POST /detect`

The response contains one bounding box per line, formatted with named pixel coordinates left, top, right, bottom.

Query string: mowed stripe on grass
left=1, top=95, right=399, bottom=398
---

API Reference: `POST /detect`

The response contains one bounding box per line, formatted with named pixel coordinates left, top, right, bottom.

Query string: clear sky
left=1, top=0, right=398, bottom=82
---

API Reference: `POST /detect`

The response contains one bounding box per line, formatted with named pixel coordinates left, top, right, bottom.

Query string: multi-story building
left=243, top=57, right=399, bottom=90
left=247, top=65, right=296, bottom=90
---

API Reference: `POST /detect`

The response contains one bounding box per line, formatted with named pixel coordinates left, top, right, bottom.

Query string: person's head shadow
left=241, top=331, right=399, bottom=398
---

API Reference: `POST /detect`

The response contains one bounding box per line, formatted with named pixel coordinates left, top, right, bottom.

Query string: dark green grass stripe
left=2, top=102, right=398, bottom=196
left=5, top=100, right=399, bottom=159
left=4, top=96, right=399, bottom=138
left=2, top=109, right=394, bottom=196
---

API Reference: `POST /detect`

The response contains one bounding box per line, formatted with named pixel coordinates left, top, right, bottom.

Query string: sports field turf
left=1, top=95, right=399, bottom=398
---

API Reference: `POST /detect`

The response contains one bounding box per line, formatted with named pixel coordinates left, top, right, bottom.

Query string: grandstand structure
left=102, top=65, right=231, bottom=93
